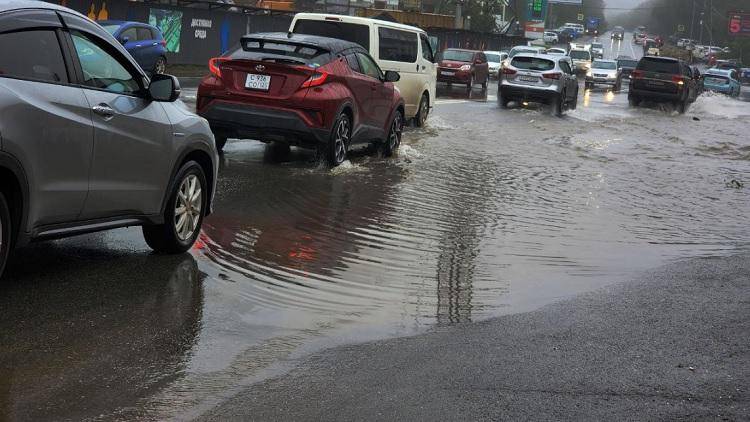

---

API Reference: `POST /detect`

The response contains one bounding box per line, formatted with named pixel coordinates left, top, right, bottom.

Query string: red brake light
left=631, top=69, right=644, bottom=79
left=542, top=72, right=561, bottom=80
left=209, top=57, right=226, bottom=78
left=160, top=39, right=167, bottom=47
left=671, top=75, right=685, bottom=86
left=301, top=71, right=329, bottom=88
left=502, top=68, right=517, bottom=75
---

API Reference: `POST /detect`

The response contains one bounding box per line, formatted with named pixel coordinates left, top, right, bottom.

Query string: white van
left=290, top=13, right=436, bottom=127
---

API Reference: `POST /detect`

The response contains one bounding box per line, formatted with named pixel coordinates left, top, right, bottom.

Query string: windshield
left=592, top=43, right=603, bottom=49
left=485, top=54, right=501, bottom=63
left=592, top=61, right=617, bottom=69
left=569, top=50, right=591, bottom=60
left=292, top=20, right=370, bottom=49
left=101, top=25, right=120, bottom=35
left=441, top=50, right=473, bottom=62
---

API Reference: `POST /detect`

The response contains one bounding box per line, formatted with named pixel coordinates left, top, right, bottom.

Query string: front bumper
left=586, top=75, right=618, bottom=85
left=499, top=84, right=560, bottom=104
left=199, top=100, right=330, bottom=147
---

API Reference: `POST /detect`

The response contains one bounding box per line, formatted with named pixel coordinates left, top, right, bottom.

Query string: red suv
left=437, top=49, right=489, bottom=94
left=197, top=33, right=405, bottom=166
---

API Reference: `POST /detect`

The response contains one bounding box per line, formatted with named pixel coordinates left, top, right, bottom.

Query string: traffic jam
left=0, top=0, right=749, bottom=420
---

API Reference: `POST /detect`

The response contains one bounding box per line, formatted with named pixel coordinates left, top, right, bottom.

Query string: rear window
left=509, top=47, right=536, bottom=58
left=293, top=20, right=370, bottom=50
left=234, top=38, right=331, bottom=65
left=592, top=43, right=603, bottom=49
left=592, top=61, right=616, bottom=70
left=510, top=56, right=555, bottom=71
left=441, top=50, right=473, bottom=62
left=378, top=27, right=417, bottom=63
left=618, top=59, right=638, bottom=68
left=485, top=53, right=501, bottom=63
left=637, top=57, right=679, bottom=73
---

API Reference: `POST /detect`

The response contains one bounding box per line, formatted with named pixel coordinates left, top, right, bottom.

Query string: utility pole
left=689, top=0, right=696, bottom=38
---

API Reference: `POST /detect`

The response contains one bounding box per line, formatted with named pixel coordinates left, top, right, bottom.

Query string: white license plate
left=441, top=71, right=455, bottom=76
left=519, top=76, right=537, bottom=82
left=245, top=73, right=271, bottom=91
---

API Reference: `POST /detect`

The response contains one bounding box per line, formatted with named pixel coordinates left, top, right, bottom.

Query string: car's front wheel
left=327, top=113, right=350, bottom=167
left=384, top=110, right=403, bottom=157
left=0, top=191, right=11, bottom=279
left=154, top=56, right=167, bottom=75
left=143, top=161, right=207, bottom=254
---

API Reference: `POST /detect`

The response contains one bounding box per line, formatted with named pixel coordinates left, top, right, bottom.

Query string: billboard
left=149, top=9, right=183, bottom=53
left=525, top=0, right=547, bottom=39
left=728, top=12, right=750, bottom=37
left=548, top=0, right=583, bottom=4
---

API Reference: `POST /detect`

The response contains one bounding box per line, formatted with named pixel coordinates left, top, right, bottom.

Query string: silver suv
left=498, top=53, right=579, bottom=116
left=0, top=1, right=218, bottom=278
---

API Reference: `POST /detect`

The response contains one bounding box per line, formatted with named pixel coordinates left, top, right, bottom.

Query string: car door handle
left=92, top=104, right=115, bottom=118
left=152, top=42, right=158, bottom=46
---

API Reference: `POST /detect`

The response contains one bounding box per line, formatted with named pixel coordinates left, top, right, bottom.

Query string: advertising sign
left=525, top=0, right=547, bottom=39
left=149, top=9, right=183, bottom=53
left=728, top=12, right=750, bottom=37
left=548, top=0, right=582, bottom=4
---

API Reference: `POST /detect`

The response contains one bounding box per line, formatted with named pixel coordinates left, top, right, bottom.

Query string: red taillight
left=160, top=39, right=166, bottom=47
left=542, top=72, right=561, bottom=80
left=671, top=75, right=685, bottom=87
left=300, top=71, right=329, bottom=88
left=208, top=57, right=226, bottom=78
left=502, top=68, right=517, bottom=75
left=631, top=70, right=644, bottom=79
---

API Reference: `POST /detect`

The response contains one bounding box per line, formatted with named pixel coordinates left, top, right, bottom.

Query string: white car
left=590, top=42, right=604, bottom=59
left=569, top=48, right=592, bottom=72
left=546, top=47, right=567, bottom=55
left=543, top=31, right=559, bottom=44
left=485, top=50, right=508, bottom=79
left=290, top=13, right=436, bottom=127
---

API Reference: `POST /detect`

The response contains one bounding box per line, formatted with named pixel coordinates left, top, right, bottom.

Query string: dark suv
left=0, top=1, right=219, bottom=278
left=628, top=56, right=698, bottom=113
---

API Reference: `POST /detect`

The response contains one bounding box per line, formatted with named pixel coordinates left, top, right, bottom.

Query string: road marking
left=628, top=35, right=636, bottom=58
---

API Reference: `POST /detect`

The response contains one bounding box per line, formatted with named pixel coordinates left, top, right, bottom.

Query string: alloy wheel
left=174, top=174, right=202, bottom=241
left=155, top=58, right=166, bottom=74
left=418, top=97, right=428, bottom=126
left=334, top=118, right=349, bottom=164
left=389, top=112, right=403, bottom=151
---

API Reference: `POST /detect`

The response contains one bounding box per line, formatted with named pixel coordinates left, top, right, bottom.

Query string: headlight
left=459, top=64, right=471, bottom=71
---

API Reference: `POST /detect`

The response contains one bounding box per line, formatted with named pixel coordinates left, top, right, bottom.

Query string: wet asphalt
left=1, top=34, right=749, bottom=420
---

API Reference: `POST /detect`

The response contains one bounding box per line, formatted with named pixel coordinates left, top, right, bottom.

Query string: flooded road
left=2, top=39, right=750, bottom=419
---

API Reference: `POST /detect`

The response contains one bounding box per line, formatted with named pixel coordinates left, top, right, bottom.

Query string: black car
left=556, top=28, right=575, bottom=43
left=616, top=56, right=638, bottom=78
left=628, top=56, right=698, bottom=113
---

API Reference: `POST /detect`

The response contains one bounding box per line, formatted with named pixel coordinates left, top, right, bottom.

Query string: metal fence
left=50, top=0, right=527, bottom=66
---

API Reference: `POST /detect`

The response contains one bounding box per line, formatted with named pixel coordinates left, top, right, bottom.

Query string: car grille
left=594, top=74, right=608, bottom=77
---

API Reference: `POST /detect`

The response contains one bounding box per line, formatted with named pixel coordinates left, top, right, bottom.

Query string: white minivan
left=290, top=13, right=436, bottom=127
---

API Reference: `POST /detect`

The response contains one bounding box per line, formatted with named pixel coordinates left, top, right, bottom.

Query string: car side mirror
left=148, top=74, right=181, bottom=102
left=383, top=70, right=400, bottom=83
left=120, top=36, right=129, bottom=45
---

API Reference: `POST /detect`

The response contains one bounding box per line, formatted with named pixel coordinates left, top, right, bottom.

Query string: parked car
left=99, top=20, right=168, bottom=74
left=498, top=53, right=579, bottom=116
left=543, top=31, right=559, bottom=44
left=485, top=51, right=508, bottom=79
left=628, top=56, right=698, bottom=113
left=437, top=48, right=489, bottom=94
left=590, top=42, right=604, bottom=59
left=616, top=56, right=638, bottom=78
left=702, top=68, right=742, bottom=97
left=0, top=1, right=218, bottom=279
left=290, top=14, right=435, bottom=127
left=568, top=47, right=592, bottom=73
left=198, top=33, right=404, bottom=166
left=585, top=59, right=621, bottom=90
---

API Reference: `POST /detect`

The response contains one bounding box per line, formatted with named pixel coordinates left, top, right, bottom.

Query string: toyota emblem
left=255, top=64, right=266, bottom=72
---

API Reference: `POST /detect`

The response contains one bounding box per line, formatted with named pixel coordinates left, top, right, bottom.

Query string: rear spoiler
left=240, top=35, right=330, bottom=55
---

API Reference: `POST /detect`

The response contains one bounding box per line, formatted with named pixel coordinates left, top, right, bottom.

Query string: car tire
left=569, top=88, right=579, bottom=110
left=384, top=109, right=403, bottom=157
left=327, top=113, right=350, bottom=167
left=143, top=161, right=207, bottom=254
left=628, top=93, right=640, bottom=107
left=154, top=56, right=167, bottom=75
left=414, top=93, right=429, bottom=127
left=215, top=136, right=227, bottom=153
left=0, top=191, right=11, bottom=279
left=676, top=98, right=688, bottom=114
left=554, top=93, right=565, bottom=117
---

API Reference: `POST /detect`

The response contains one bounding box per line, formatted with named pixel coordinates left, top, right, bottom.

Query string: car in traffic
left=498, top=53, right=579, bottom=116
left=485, top=51, right=507, bottom=79
left=611, top=26, right=625, bottom=40
left=643, top=39, right=660, bottom=56
left=634, top=32, right=646, bottom=44
left=290, top=14, right=435, bottom=127
left=556, top=28, right=576, bottom=43
left=585, top=59, right=621, bottom=90
left=568, top=47, right=592, bottom=73
left=742, top=68, right=750, bottom=83
left=590, top=42, right=604, bottom=59
left=543, top=31, right=559, bottom=44
left=437, top=49, right=489, bottom=94
left=198, top=33, right=405, bottom=166
left=628, top=56, right=698, bottom=113
left=546, top=47, right=567, bottom=55
left=99, top=20, right=168, bottom=75
left=616, top=56, right=638, bottom=78
left=702, top=68, right=742, bottom=97
left=712, top=60, right=742, bottom=73
left=0, top=1, right=219, bottom=279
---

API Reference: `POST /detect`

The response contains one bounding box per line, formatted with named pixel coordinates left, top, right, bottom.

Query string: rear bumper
left=199, top=100, right=330, bottom=147
left=629, top=87, right=684, bottom=102
left=500, top=85, right=559, bottom=103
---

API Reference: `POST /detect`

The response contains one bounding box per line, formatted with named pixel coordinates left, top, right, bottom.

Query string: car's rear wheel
left=0, top=191, right=11, bottom=279
left=569, top=88, right=579, bottom=110
left=554, top=93, right=565, bottom=117
left=143, top=161, right=207, bottom=254
left=414, top=93, right=429, bottom=127
left=154, top=56, right=167, bottom=75
left=384, top=110, right=403, bottom=157
left=328, top=113, right=350, bottom=167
